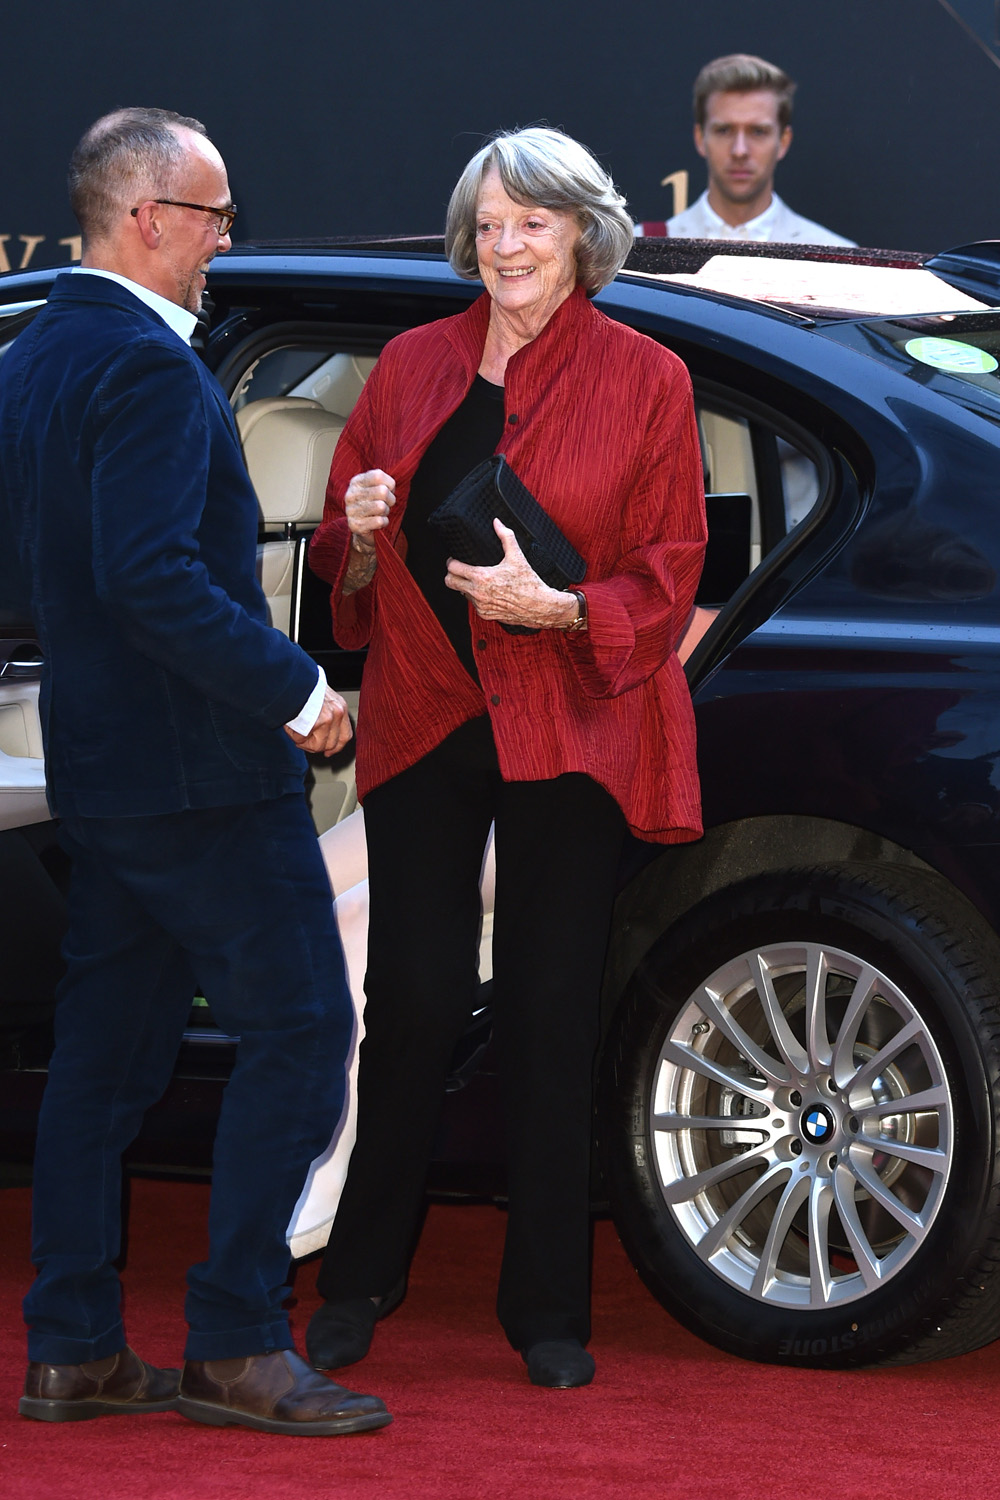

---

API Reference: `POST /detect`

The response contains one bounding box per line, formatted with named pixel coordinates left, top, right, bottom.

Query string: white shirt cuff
left=285, top=665, right=327, bottom=735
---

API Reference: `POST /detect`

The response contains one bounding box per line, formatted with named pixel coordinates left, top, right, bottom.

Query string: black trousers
left=316, top=728, right=625, bottom=1348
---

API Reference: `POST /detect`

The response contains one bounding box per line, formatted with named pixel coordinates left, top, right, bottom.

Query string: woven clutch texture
left=428, top=455, right=585, bottom=591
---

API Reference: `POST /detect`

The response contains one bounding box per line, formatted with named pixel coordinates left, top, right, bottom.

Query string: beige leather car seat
left=238, top=396, right=343, bottom=636
left=238, top=393, right=364, bottom=834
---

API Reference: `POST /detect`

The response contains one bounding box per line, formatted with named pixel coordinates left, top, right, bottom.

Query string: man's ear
left=777, top=125, right=792, bottom=163
left=130, top=201, right=163, bottom=249
left=693, top=123, right=706, bottom=160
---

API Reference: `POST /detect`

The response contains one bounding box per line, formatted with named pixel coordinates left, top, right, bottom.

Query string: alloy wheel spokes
left=832, top=1164, right=888, bottom=1289
left=692, top=1159, right=793, bottom=1260
left=803, top=945, right=834, bottom=1072
left=748, top=951, right=810, bottom=1077
left=807, top=1175, right=836, bottom=1304
left=830, top=963, right=881, bottom=1084
left=661, top=1037, right=770, bottom=1099
left=660, top=1146, right=773, bottom=1207
left=650, top=941, right=953, bottom=1309
left=691, top=980, right=792, bottom=1086
left=750, top=1172, right=812, bottom=1298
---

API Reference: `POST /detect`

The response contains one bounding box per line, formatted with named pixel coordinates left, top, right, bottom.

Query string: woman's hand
left=445, top=519, right=581, bottom=630
left=343, top=469, right=395, bottom=593
left=345, top=468, right=396, bottom=547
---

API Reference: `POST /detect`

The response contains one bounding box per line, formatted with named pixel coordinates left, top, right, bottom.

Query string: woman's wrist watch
left=566, top=589, right=588, bottom=631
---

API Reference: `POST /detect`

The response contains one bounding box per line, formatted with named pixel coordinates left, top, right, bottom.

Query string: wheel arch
left=601, top=814, right=1000, bottom=1032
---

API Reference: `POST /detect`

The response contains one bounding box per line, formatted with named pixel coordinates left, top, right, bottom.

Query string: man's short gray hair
left=445, top=127, right=634, bottom=294
left=69, top=107, right=208, bottom=245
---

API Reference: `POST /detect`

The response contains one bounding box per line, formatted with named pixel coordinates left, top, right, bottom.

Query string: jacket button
left=490, top=693, right=500, bottom=706
left=507, top=413, right=518, bottom=425
left=477, top=638, right=487, bottom=650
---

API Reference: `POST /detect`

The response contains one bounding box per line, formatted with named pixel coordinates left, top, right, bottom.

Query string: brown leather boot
left=20, top=1346, right=180, bottom=1421
left=177, top=1350, right=391, bottom=1435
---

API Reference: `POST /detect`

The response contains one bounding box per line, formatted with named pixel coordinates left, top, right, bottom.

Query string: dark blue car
left=4, top=236, right=1000, bottom=1371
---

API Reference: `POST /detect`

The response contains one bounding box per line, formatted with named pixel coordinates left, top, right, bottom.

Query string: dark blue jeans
left=24, top=793, right=351, bottom=1364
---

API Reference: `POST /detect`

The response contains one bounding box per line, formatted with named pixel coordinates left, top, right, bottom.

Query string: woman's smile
left=475, top=167, right=579, bottom=334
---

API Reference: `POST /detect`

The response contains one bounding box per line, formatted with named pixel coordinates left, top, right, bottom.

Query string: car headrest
left=298, top=352, right=377, bottom=418
left=237, top=397, right=342, bottom=527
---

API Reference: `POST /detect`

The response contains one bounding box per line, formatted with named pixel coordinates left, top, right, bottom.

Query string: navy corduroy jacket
left=0, top=273, right=317, bottom=818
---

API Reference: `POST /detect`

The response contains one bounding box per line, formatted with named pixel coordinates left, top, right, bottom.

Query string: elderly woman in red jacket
left=306, top=126, right=706, bottom=1389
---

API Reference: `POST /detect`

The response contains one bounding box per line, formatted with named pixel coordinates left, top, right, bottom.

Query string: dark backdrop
left=2, top=0, right=998, bottom=271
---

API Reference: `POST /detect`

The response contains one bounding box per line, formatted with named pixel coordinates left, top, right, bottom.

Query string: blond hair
left=693, top=55, right=796, bottom=130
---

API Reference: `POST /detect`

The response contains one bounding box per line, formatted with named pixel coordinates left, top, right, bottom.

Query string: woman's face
left=474, top=167, right=580, bottom=326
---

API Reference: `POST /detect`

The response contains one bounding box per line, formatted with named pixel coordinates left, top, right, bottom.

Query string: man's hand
left=285, top=687, right=353, bottom=757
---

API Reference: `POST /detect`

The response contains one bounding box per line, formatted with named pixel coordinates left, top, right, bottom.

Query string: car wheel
left=599, top=864, right=1000, bottom=1367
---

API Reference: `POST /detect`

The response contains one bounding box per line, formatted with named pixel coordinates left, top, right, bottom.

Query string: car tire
left=599, top=863, right=1000, bottom=1367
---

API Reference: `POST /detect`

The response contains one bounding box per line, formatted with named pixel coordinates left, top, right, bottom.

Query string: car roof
left=219, top=235, right=1000, bottom=323
left=2, top=237, right=998, bottom=332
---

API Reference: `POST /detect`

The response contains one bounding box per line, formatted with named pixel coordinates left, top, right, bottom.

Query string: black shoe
left=522, top=1340, right=595, bottom=1388
left=306, top=1299, right=378, bottom=1371
left=306, top=1279, right=405, bottom=1372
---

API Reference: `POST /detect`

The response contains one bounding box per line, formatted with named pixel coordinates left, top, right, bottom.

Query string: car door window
left=225, top=327, right=831, bottom=667
left=777, top=436, right=821, bottom=531
left=694, top=395, right=826, bottom=610
left=233, top=345, right=377, bottom=420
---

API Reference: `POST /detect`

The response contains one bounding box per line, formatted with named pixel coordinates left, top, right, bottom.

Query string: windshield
left=817, top=311, right=1000, bottom=418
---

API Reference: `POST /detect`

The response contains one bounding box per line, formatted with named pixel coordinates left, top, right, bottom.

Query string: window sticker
left=904, top=336, right=999, bottom=374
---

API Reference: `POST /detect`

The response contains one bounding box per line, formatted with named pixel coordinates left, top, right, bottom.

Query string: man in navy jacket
left=0, top=108, right=390, bottom=1436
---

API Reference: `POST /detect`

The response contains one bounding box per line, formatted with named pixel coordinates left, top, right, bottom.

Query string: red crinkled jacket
left=309, top=284, right=707, bottom=843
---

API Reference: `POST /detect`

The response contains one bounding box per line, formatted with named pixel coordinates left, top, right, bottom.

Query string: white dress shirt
left=665, top=191, right=855, bottom=247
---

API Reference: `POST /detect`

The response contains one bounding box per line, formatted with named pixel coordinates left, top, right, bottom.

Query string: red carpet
left=3, top=1179, right=1000, bottom=1499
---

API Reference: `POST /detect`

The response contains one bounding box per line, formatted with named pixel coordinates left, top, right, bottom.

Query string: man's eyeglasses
left=131, top=200, right=238, bottom=236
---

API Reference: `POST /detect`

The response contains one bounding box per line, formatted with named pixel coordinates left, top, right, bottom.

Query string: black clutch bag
left=427, top=455, right=585, bottom=635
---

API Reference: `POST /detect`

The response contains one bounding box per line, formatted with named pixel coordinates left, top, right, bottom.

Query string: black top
left=402, top=374, right=506, bottom=686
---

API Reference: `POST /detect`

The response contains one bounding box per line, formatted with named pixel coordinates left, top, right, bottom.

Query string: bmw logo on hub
left=801, top=1105, right=835, bottom=1145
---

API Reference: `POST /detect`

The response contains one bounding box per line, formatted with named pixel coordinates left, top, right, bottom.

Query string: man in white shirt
left=664, top=54, right=855, bottom=246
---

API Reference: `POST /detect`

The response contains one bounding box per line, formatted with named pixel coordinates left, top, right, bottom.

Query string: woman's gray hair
left=445, top=127, right=634, bottom=293
left=69, top=106, right=208, bottom=245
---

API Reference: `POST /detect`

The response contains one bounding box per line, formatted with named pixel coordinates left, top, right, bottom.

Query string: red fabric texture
left=4, top=1179, right=1000, bottom=1499
left=308, top=285, right=707, bottom=843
